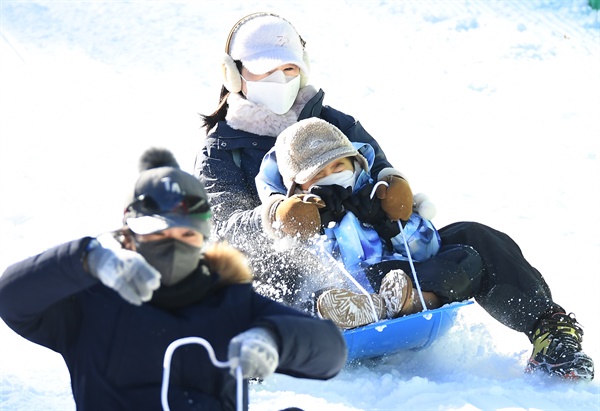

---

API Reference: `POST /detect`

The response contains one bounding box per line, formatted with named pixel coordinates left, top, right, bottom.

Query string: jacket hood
left=206, top=242, right=253, bottom=285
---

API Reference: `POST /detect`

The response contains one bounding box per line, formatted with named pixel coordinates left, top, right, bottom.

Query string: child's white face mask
left=309, top=169, right=356, bottom=190
left=243, top=70, right=300, bottom=114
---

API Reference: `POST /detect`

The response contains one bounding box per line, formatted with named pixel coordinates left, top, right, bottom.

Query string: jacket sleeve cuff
left=261, top=194, right=286, bottom=239
left=377, top=167, right=408, bottom=182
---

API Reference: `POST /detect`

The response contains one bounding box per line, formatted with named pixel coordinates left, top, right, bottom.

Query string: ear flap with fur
left=300, top=50, right=310, bottom=88
left=222, top=53, right=242, bottom=93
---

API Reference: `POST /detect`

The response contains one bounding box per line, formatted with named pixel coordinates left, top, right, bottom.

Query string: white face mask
left=243, top=70, right=300, bottom=114
left=308, top=169, right=357, bottom=191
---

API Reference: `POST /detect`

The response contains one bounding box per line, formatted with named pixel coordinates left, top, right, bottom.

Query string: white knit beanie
left=276, top=118, right=369, bottom=190
left=223, top=13, right=310, bottom=93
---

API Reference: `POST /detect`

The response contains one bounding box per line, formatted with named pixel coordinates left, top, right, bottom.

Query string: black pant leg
left=439, top=221, right=562, bottom=338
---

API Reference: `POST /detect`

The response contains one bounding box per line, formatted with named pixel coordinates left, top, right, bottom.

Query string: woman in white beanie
left=193, top=11, right=413, bottom=314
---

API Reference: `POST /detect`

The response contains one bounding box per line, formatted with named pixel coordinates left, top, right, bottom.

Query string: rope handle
left=301, top=193, right=322, bottom=203
left=161, top=337, right=243, bottom=411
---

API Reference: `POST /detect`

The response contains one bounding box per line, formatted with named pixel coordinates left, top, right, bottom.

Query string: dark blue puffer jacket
left=0, top=238, right=347, bottom=411
left=195, top=89, right=393, bottom=241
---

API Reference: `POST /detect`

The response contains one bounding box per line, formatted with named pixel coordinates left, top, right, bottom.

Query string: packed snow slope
left=1, top=1, right=599, bottom=410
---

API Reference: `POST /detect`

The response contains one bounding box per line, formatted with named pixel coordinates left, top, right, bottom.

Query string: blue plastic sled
left=344, top=300, right=473, bottom=362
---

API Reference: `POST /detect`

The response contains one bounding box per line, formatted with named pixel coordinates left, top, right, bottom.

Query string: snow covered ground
left=1, top=1, right=599, bottom=410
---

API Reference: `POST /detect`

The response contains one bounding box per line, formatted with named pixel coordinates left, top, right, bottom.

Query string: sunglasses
left=127, top=193, right=210, bottom=218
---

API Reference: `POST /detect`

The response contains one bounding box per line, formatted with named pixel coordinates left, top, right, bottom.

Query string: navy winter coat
left=195, top=89, right=394, bottom=239
left=0, top=238, right=347, bottom=411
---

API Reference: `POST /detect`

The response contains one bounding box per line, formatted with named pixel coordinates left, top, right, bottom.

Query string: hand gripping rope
left=161, top=337, right=243, bottom=411
left=370, top=181, right=430, bottom=318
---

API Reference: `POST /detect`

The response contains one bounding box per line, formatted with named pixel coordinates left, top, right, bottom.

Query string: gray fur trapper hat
left=275, top=118, right=368, bottom=192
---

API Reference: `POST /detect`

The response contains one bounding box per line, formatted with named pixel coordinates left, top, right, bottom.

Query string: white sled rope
left=161, top=337, right=243, bottom=411
left=370, top=180, right=428, bottom=316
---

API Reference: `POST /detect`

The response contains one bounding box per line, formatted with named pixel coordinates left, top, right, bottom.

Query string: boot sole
left=378, top=269, right=412, bottom=318
left=317, top=289, right=384, bottom=329
left=525, top=355, right=595, bottom=381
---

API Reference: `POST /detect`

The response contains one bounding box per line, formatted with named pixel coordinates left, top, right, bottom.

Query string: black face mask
left=136, top=238, right=202, bottom=286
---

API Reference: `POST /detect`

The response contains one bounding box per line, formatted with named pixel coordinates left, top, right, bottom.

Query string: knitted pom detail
left=138, top=148, right=180, bottom=171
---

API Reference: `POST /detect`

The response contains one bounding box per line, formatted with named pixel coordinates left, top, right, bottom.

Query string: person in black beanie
left=0, top=147, right=346, bottom=411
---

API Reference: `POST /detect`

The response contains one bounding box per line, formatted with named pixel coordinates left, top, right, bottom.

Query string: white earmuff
left=222, top=53, right=242, bottom=93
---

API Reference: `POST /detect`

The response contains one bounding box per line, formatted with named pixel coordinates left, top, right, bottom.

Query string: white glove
left=413, top=193, right=437, bottom=220
left=86, top=238, right=161, bottom=305
left=228, top=327, right=279, bottom=379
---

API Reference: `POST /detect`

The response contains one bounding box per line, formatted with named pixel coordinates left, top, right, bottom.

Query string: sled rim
left=343, top=300, right=473, bottom=362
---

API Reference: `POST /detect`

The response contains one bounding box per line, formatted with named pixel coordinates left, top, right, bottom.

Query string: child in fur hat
left=0, top=147, right=347, bottom=411
left=257, top=119, right=595, bottom=382
left=195, top=12, right=415, bottom=292
left=260, top=118, right=445, bottom=329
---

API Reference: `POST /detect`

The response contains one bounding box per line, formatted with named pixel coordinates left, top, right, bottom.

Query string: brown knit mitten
left=275, top=194, right=325, bottom=239
left=376, top=175, right=414, bottom=221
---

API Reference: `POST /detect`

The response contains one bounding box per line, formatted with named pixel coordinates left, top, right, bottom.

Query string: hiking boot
left=525, top=312, right=594, bottom=380
left=378, top=269, right=413, bottom=318
left=317, top=289, right=386, bottom=329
